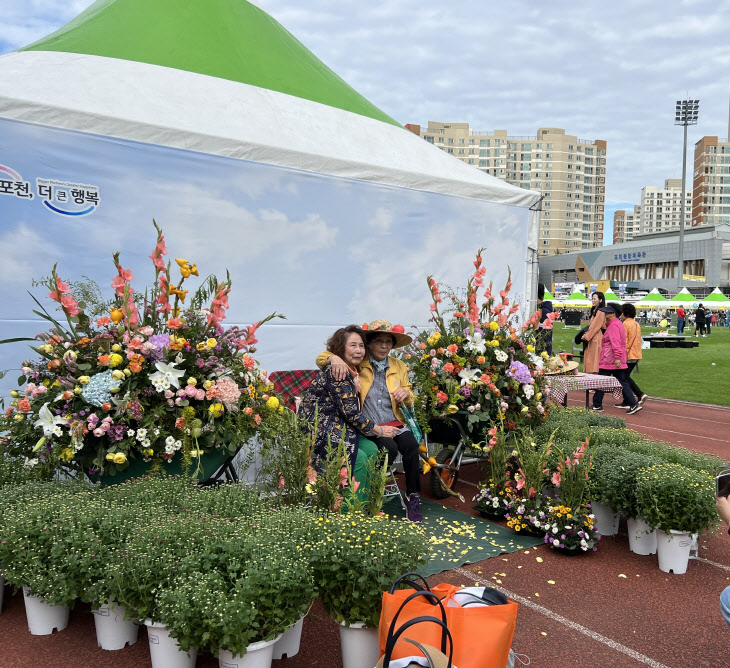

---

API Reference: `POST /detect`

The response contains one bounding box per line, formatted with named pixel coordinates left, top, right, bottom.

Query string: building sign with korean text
left=614, top=251, right=645, bottom=263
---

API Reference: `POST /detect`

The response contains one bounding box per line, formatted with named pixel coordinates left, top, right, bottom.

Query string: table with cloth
left=545, top=371, right=623, bottom=408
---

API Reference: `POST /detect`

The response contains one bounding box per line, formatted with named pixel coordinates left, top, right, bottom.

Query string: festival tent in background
left=670, top=288, right=696, bottom=307
left=636, top=289, right=669, bottom=308
left=563, top=291, right=591, bottom=307
left=703, top=288, right=730, bottom=306
left=0, top=0, right=540, bottom=397
left=603, top=290, right=621, bottom=303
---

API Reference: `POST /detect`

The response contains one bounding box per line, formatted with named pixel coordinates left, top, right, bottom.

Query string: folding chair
left=383, top=454, right=407, bottom=511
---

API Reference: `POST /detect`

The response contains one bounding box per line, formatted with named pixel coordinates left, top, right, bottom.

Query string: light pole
left=675, top=99, right=699, bottom=288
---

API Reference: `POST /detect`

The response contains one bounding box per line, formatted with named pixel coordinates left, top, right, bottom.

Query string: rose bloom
left=17, top=398, right=31, bottom=413
left=243, top=407, right=253, bottom=416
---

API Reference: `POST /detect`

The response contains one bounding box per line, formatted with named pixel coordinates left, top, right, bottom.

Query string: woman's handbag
left=379, top=574, right=517, bottom=668
left=376, top=590, right=454, bottom=668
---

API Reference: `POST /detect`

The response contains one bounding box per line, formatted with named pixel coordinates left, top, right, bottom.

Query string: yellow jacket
left=315, top=351, right=414, bottom=423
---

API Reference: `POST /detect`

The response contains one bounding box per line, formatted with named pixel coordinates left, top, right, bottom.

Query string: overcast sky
left=1, top=0, right=729, bottom=242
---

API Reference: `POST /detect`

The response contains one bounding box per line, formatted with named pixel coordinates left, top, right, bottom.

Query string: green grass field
left=550, top=322, right=730, bottom=407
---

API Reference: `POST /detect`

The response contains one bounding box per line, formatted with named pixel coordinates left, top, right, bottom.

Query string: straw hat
left=364, top=319, right=412, bottom=348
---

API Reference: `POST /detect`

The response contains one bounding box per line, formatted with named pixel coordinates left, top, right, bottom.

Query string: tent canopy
left=603, top=291, right=621, bottom=303
left=636, top=288, right=668, bottom=307
left=703, top=288, right=730, bottom=304
left=670, top=288, right=695, bottom=305
left=0, top=0, right=539, bottom=209
left=564, top=291, right=591, bottom=306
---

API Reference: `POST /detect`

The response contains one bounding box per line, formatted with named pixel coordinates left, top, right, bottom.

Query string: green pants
left=353, top=436, right=379, bottom=503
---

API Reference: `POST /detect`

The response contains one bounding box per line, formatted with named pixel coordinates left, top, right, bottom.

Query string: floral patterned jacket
left=298, top=366, right=379, bottom=470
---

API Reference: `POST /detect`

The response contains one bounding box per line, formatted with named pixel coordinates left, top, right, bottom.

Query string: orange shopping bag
left=378, top=573, right=518, bottom=668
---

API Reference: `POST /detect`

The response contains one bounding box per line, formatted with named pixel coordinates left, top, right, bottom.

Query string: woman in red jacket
left=591, top=304, right=642, bottom=415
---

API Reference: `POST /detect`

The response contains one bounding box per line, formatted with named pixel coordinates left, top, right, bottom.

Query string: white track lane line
left=452, top=566, right=672, bottom=668
left=634, top=425, right=728, bottom=443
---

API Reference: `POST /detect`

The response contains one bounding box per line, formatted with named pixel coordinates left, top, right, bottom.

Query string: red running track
left=1, top=395, right=729, bottom=667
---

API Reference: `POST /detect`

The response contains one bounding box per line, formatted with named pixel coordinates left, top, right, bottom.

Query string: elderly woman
left=591, top=304, right=642, bottom=415
left=581, top=291, right=606, bottom=373
left=317, top=320, right=423, bottom=523
left=299, top=325, right=398, bottom=476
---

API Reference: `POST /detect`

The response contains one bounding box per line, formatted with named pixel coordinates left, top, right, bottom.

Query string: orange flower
left=253, top=414, right=262, bottom=425
left=442, top=362, right=455, bottom=373
left=128, top=353, right=145, bottom=373
left=47, top=359, right=61, bottom=372
left=109, top=308, right=124, bottom=324
left=447, top=344, right=458, bottom=354
left=436, top=391, right=448, bottom=404
left=243, top=407, right=253, bottom=416
left=477, top=356, right=486, bottom=365
left=97, top=355, right=110, bottom=366
left=77, top=337, right=91, bottom=347
left=102, top=403, right=111, bottom=411
left=418, top=342, right=427, bottom=350
left=437, top=347, right=444, bottom=354
left=17, top=398, right=31, bottom=412
left=166, top=317, right=183, bottom=330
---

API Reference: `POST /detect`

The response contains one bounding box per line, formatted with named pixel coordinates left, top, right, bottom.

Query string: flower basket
left=0, top=222, right=285, bottom=482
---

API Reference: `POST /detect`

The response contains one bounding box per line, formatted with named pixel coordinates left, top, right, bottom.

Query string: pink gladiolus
left=278, top=475, right=286, bottom=489
left=515, top=477, right=525, bottom=491
left=353, top=480, right=361, bottom=492
left=551, top=472, right=561, bottom=487
left=96, top=316, right=112, bottom=327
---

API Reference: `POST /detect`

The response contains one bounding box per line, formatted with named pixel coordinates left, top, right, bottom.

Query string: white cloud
left=367, top=207, right=394, bottom=233
left=0, top=222, right=57, bottom=287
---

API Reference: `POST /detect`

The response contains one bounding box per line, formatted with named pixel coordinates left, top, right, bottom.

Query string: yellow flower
left=527, top=345, right=535, bottom=353
left=446, top=404, right=459, bottom=414
left=123, top=368, right=132, bottom=377
left=59, top=448, right=74, bottom=462
left=209, top=403, right=224, bottom=418
left=10, top=390, right=19, bottom=398
left=143, top=448, right=154, bottom=457
left=196, top=342, right=206, bottom=352
left=489, top=321, right=499, bottom=331
left=535, top=392, right=542, bottom=401
left=108, top=354, right=124, bottom=368
left=74, top=386, right=82, bottom=395
left=113, top=453, right=127, bottom=464
left=105, top=453, right=115, bottom=461
left=112, top=370, right=125, bottom=381
left=540, top=351, right=549, bottom=359
left=206, top=338, right=217, bottom=349
left=266, top=396, right=280, bottom=410
left=78, top=375, right=91, bottom=385
left=187, top=377, right=197, bottom=386
left=203, top=380, right=214, bottom=390
left=111, top=344, right=121, bottom=352
left=427, top=332, right=441, bottom=346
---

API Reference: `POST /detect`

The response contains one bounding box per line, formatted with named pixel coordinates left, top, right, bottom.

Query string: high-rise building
left=613, top=205, right=640, bottom=244
left=408, top=122, right=607, bottom=255
left=692, top=136, right=730, bottom=227
left=638, top=179, right=691, bottom=235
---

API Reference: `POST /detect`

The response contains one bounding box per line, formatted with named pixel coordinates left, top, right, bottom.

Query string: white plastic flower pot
left=627, top=517, right=657, bottom=556
left=339, top=621, right=380, bottom=668
left=656, top=529, right=693, bottom=574
left=93, top=601, right=139, bottom=650
left=144, top=619, right=197, bottom=668
left=591, top=501, right=620, bottom=536
left=218, top=634, right=281, bottom=668
left=272, top=616, right=304, bottom=660
left=22, top=587, right=70, bottom=635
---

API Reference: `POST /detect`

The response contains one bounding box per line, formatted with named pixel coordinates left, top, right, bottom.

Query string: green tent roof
left=637, top=289, right=667, bottom=303
left=704, top=288, right=730, bottom=302
left=603, top=291, right=620, bottom=302
left=19, top=0, right=400, bottom=127
left=670, top=288, right=694, bottom=302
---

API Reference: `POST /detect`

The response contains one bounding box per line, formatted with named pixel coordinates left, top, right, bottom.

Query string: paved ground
left=2, top=394, right=729, bottom=667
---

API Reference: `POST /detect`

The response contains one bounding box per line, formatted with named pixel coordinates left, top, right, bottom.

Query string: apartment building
left=692, top=136, right=730, bottom=227
left=613, top=205, right=641, bottom=244
left=639, top=179, right=691, bottom=235
left=408, top=122, right=606, bottom=255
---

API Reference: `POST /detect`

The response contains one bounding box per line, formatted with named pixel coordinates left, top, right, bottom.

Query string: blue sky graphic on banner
left=0, top=118, right=529, bottom=396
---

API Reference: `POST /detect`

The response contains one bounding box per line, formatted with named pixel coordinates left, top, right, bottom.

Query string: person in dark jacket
left=694, top=304, right=706, bottom=337
left=536, top=283, right=554, bottom=355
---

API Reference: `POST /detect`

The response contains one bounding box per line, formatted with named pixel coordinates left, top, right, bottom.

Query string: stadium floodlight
left=675, top=99, right=700, bottom=288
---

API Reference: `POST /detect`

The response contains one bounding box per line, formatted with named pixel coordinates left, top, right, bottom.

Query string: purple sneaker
left=405, top=494, right=423, bottom=523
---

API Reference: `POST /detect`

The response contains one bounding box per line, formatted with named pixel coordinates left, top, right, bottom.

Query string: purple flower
left=107, top=424, right=126, bottom=442
left=147, top=334, right=171, bottom=362
left=507, top=361, right=532, bottom=385
left=459, top=385, right=472, bottom=397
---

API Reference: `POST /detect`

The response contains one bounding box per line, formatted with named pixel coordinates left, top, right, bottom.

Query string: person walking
left=677, top=306, right=685, bottom=335
left=707, top=309, right=714, bottom=335
left=695, top=304, right=707, bottom=337
left=617, top=303, right=648, bottom=409
left=591, top=303, right=642, bottom=415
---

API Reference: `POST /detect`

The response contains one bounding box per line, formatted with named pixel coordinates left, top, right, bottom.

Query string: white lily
left=465, top=332, right=487, bottom=355
left=34, top=402, right=67, bottom=438
left=149, top=359, right=186, bottom=391
left=458, top=368, right=481, bottom=386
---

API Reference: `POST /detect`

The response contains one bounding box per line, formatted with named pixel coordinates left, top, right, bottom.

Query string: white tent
left=0, top=0, right=540, bottom=392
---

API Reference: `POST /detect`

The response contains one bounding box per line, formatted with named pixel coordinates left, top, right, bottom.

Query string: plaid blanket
left=269, top=369, right=320, bottom=411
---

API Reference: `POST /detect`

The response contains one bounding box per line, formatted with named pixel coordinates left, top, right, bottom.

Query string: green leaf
left=17, top=375, right=26, bottom=386
left=0, top=337, right=35, bottom=344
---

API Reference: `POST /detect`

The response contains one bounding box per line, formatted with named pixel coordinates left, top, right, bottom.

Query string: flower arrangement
left=473, top=426, right=512, bottom=518
left=0, top=222, right=285, bottom=479
left=404, top=250, right=549, bottom=437
left=636, top=463, right=717, bottom=535
left=541, top=503, right=600, bottom=552
left=549, top=439, right=593, bottom=511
